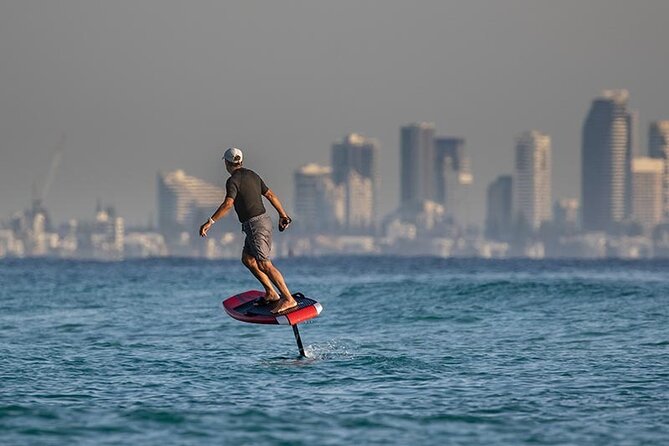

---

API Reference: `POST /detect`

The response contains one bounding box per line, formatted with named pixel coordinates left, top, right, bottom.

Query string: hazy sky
left=1, top=1, right=668, bottom=226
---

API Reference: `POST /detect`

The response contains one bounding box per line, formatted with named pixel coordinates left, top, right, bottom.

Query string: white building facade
left=293, top=163, right=345, bottom=233
left=632, top=157, right=664, bottom=232
left=514, top=131, right=552, bottom=229
left=649, top=121, right=669, bottom=220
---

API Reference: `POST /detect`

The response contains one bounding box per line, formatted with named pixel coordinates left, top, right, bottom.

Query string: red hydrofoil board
left=222, top=290, right=323, bottom=326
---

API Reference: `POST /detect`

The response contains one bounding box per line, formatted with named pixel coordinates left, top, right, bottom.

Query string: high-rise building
left=434, top=137, right=465, bottom=204
left=649, top=121, right=669, bottom=158
left=581, top=90, right=634, bottom=232
left=331, top=133, right=379, bottom=231
left=632, top=157, right=664, bottom=232
left=626, top=109, right=639, bottom=217
left=332, top=133, right=378, bottom=185
left=514, top=131, right=552, bottom=230
left=343, top=170, right=374, bottom=231
left=293, top=164, right=344, bottom=233
left=400, top=122, right=436, bottom=206
left=485, top=175, right=513, bottom=241
left=649, top=121, right=669, bottom=219
left=434, top=137, right=473, bottom=223
left=157, top=170, right=226, bottom=238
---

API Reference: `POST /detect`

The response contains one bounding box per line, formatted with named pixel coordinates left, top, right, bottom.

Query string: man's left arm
left=263, top=189, right=291, bottom=231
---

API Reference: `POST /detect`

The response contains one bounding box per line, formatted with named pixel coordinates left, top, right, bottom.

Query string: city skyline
left=3, top=96, right=669, bottom=229
left=5, top=94, right=669, bottom=261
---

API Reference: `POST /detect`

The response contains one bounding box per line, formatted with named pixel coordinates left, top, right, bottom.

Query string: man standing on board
left=199, top=147, right=298, bottom=314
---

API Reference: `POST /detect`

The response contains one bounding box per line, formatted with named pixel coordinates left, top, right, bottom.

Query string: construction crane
left=32, top=134, right=66, bottom=209
left=28, top=134, right=66, bottom=232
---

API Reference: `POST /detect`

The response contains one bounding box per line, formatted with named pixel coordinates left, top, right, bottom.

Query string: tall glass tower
left=400, top=122, right=435, bottom=207
left=434, top=137, right=466, bottom=204
left=434, top=137, right=473, bottom=224
left=485, top=175, right=513, bottom=241
left=581, top=90, right=633, bottom=232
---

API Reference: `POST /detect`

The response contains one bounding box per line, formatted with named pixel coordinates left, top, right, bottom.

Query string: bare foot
left=254, top=292, right=280, bottom=306
left=271, top=297, right=298, bottom=314
left=264, top=291, right=280, bottom=302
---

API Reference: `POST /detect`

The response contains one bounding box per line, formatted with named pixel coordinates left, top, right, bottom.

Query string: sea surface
left=1, top=257, right=668, bottom=445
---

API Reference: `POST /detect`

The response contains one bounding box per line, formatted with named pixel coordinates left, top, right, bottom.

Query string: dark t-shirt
left=225, top=168, right=269, bottom=222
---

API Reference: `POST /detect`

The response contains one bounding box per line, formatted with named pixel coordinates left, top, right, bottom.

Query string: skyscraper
left=434, top=137, right=465, bottom=204
left=626, top=109, right=639, bottom=217
left=331, top=133, right=378, bottom=185
left=649, top=121, right=669, bottom=158
left=581, top=90, right=634, bottom=232
left=649, top=121, right=669, bottom=219
left=632, top=157, right=663, bottom=232
left=157, top=170, right=226, bottom=238
left=293, top=163, right=344, bottom=233
left=331, top=133, right=379, bottom=231
left=485, top=175, right=513, bottom=241
left=434, top=137, right=473, bottom=223
left=343, top=170, right=374, bottom=231
left=514, top=131, right=552, bottom=230
left=400, top=122, right=436, bottom=206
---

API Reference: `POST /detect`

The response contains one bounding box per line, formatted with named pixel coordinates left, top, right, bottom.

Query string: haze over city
left=1, top=1, right=668, bottom=226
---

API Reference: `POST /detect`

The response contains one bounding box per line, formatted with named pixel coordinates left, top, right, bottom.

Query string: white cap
left=223, top=147, right=243, bottom=164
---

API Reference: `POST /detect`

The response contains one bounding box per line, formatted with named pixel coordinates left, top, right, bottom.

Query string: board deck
left=222, top=290, right=322, bottom=326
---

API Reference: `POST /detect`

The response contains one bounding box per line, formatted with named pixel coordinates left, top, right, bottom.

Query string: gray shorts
left=241, top=213, right=273, bottom=261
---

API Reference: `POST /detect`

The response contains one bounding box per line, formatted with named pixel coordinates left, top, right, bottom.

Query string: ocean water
left=1, top=257, right=668, bottom=445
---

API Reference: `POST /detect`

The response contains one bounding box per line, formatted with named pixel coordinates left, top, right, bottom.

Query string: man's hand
left=278, top=215, right=292, bottom=232
left=199, top=221, right=212, bottom=237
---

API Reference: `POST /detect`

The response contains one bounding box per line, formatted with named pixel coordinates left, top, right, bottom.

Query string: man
left=199, top=147, right=298, bottom=314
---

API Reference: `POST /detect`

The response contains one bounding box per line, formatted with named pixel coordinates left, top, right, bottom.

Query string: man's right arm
left=199, top=197, right=234, bottom=237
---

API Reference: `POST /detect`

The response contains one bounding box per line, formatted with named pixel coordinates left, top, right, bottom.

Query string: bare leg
left=258, top=259, right=297, bottom=313
left=242, top=252, right=279, bottom=300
